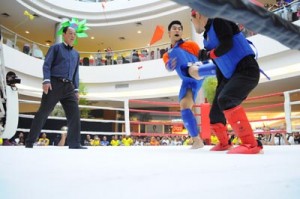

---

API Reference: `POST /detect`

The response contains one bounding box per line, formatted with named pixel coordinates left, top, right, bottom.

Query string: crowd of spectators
left=265, top=0, right=300, bottom=21
left=84, top=134, right=193, bottom=146
left=85, top=47, right=169, bottom=66
left=1, top=130, right=299, bottom=147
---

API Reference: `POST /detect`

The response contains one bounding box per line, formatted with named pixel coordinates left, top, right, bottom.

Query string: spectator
left=293, top=132, right=300, bottom=144
left=134, top=137, right=144, bottom=146
left=132, top=49, right=140, bottom=62
left=37, top=133, right=50, bottom=146
left=122, top=135, right=133, bottom=146
left=101, top=136, right=109, bottom=146
left=161, top=136, right=170, bottom=145
left=110, top=135, right=120, bottom=146
left=95, top=50, right=103, bottom=66
left=183, top=136, right=193, bottom=146
left=31, top=44, right=44, bottom=59
left=105, top=57, right=117, bottom=65
left=23, top=43, right=30, bottom=55
left=150, top=136, right=160, bottom=146
left=91, top=135, right=101, bottom=146
left=15, top=131, right=25, bottom=145
left=105, top=47, right=115, bottom=65
left=122, top=56, right=130, bottom=64
left=84, top=134, right=93, bottom=146
left=116, top=54, right=123, bottom=64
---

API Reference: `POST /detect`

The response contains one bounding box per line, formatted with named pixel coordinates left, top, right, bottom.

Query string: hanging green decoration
left=57, top=18, right=89, bottom=45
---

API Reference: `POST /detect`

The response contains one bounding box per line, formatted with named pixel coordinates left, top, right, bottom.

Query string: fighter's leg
left=209, top=81, right=232, bottom=151
left=179, top=87, right=204, bottom=149
left=217, top=58, right=262, bottom=154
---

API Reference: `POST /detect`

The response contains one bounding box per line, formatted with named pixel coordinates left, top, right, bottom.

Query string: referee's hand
left=43, top=83, right=52, bottom=94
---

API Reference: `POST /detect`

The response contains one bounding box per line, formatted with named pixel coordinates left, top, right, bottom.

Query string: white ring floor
left=0, top=145, right=299, bottom=199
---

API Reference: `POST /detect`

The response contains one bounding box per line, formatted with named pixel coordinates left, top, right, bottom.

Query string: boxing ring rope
left=128, top=89, right=299, bottom=137
left=18, top=96, right=130, bottom=136
left=128, top=99, right=210, bottom=137
left=11, top=87, right=300, bottom=140
left=245, top=89, right=300, bottom=134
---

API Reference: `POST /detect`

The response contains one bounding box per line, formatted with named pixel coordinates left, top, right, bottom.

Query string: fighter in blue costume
left=163, top=20, right=215, bottom=149
left=191, top=9, right=263, bottom=154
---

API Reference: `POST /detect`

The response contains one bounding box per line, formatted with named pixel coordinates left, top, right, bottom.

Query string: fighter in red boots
left=191, top=10, right=263, bottom=154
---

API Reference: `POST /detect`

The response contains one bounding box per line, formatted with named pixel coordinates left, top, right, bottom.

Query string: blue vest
left=168, top=40, right=198, bottom=81
left=204, top=21, right=255, bottom=79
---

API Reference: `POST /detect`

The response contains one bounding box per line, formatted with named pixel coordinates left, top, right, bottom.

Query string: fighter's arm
left=163, top=52, right=177, bottom=71
left=199, top=18, right=235, bottom=61
left=210, top=18, right=235, bottom=57
left=188, top=61, right=216, bottom=80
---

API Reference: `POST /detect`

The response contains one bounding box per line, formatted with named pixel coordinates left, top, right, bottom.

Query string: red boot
left=224, top=106, right=263, bottom=154
left=210, top=123, right=232, bottom=151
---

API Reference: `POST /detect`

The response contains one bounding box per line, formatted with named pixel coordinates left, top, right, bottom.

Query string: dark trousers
left=210, top=56, right=260, bottom=124
left=26, top=78, right=81, bottom=147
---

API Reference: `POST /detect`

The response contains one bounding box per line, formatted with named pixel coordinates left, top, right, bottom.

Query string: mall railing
left=0, top=24, right=174, bottom=66
left=0, top=0, right=299, bottom=65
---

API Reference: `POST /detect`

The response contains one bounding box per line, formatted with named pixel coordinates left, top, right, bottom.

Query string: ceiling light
left=91, top=36, right=95, bottom=39
left=137, top=30, right=142, bottom=34
left=25, top=31, right=30, bottom=34
left=261, top=116, right=267, bottom=119
left=45, top=40, right=51, bottom=46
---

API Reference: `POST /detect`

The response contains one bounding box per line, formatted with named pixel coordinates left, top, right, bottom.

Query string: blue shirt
left=101, top=140, right=109, bottom=146
left=43, top=42, right=80, bottom=91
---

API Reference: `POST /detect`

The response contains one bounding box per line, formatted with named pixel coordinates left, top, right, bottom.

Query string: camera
left=6, top=71, right=21, bottom=86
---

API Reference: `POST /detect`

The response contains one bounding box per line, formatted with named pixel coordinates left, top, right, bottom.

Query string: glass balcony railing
left=1, top=0, right=299, bottom=65
left=0, top=24, right=174, bottom=66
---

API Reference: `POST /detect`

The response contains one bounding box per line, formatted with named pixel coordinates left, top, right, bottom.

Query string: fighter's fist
left=198, top=49, right=210, bottom=62
left=165, top=57, right=177, bottom=71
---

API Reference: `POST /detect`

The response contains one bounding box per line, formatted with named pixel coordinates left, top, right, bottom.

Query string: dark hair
left=63, top=26, right=70, bottom=34
left=168, top=20, right=183, bottom=31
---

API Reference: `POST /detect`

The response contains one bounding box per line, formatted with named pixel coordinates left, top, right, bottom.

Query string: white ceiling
left=0, top=0, right=192, bottom=52
left=0, top=0, right=277, bottom=52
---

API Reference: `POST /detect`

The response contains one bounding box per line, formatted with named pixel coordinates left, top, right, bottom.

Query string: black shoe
left=25, top=143, right=33, bottom=148
left=69, top=145, right=87, bottom=149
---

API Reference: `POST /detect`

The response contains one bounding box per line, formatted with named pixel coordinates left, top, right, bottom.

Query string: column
left=55, top=18, right=69, bottom=44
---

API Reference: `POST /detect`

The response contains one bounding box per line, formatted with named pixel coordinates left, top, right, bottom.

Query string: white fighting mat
left=0, top=145, right=299, bottom=199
